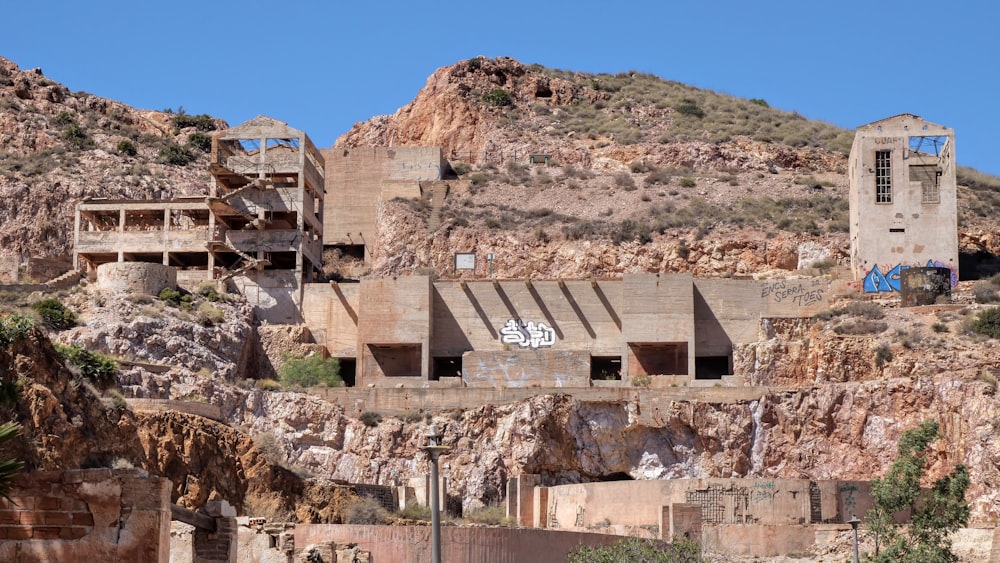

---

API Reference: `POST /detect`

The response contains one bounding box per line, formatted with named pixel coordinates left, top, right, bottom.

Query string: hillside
left=3, top=54, right=1000, bottom=561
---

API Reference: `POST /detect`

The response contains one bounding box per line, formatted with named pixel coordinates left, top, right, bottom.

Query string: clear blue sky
left=4, top=1, right=998, bottom=176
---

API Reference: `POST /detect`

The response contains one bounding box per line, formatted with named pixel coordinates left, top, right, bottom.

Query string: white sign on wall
left=455, top=252, right=476, bottom=271
left=499, top=319, right=556, bottom=349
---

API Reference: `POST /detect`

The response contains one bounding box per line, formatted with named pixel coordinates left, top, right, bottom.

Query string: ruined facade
left=320, top=146, right=446, bottom=261
left=73, top=116, right=325, bottom=323
left=848, top=114, right=958, bottom=293
left=302, top=274, right=834, bottom=387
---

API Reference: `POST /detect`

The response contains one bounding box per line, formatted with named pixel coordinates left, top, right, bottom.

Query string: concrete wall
left=0, top=254, right=19, bottom=283
left=97, top=262, right=177, bottom=296
left=849, top=114, right=958, bottom=291
left=0, top=469, right=171, bottom=563
left=463, top=350, right=590, bottom=388
left=313, top=274, right=833, bottom=388
left=321, top=147, right=444, bottom=253
left=232, top=271, right=300, bottom=325
left=294, top=524, right=627, bottom=563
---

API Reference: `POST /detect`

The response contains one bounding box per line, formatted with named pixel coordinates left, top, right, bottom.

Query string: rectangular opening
left=695, top=356, right=730, bottom=380
left=368, top=344, right=421, bottom=377
left=590, top=356, right=622, bottom=381
left=627, top=343, right=688, bottom=376
left=875, top=149, right=892, bottom=204
left=889, top=228, right=905, bottom=233
left=433, top=357, right=463, bottom=379
left=910, top=164, right=941, bottom=204
left=337, top=358, right=356, bottom=387
left=908, top=135, right=948, bottom=157
left=331, top=244, right=365, bottom=261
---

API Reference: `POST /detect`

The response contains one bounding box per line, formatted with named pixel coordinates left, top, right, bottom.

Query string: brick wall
left=0, top=468, right=171, bottom=563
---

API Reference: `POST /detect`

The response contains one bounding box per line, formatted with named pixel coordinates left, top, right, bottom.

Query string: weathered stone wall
left=0, top=253, right=19, bottom=283
left=463, top=350, right=590, bottom=388
left=0, top=469, right=171, bottom=563
left=294, top=524, right=627, bottom=563
left=97, top=262, right=176, bottom=296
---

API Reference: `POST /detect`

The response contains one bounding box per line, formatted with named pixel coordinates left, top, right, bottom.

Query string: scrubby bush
left=278, top=355, right=342, bottom=388
left=116, top=139, right=138, bottom=157
left=55, top=343, right=117, bottom=386
left=678, top=177, right=696, bottom=188
left=569, top=536, right=700, bottom=563
left=344, top=496, right=390, bottom=524
left=972, top=307, right=1000, bottom=339
left=359, top=411, right=382, bottom=427
left=0, top=312, right=33, bottom=348
left=31, top=298, right=77, bottom=330
left=196, top=302, right=225, bottom=326
left=157, top=287, right=193, bottom=308
left=463, top=504, right=511, bottom=526
left=451, top=162, right=472, bottom=176
left=674, top=99, right=705, bottom=119
left=172, top=113, right=217, bottom=131
left=158, top=144, right=194, bottom=166
left=481, top=87, right=513, bottom=107
left=396, top=503, right=431, bottom=521
left=874, top=343, right=894, bottom=369
left=186, top=132, right=212, bottom=153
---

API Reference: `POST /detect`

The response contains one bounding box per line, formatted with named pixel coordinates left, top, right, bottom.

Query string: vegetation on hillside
left=866, top=420, right=969, bottom=562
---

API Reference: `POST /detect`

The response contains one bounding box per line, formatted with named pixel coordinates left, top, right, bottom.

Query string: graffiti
left=863, top=260, right=957, bottom=293
left=760, top=280, right=825, bottom=307
left=839, top=484, right=859, bottom=512
left=751, top=481, right=776, bottom=504
left=398, top=162, right=441, bottom=181
left=499, top=319, right=556, bottom=349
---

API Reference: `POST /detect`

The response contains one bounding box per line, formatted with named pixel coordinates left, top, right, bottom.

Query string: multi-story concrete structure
left=74, top=116, right=325, bottom=322
left=848, top=114, right=958, bottom=293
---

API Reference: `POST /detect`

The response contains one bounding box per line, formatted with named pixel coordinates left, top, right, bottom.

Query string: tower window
left=875, top=150, right=892, bottom=203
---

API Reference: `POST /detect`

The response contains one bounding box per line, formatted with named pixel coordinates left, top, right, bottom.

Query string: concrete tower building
left=848, top=114, right=958, bottom=293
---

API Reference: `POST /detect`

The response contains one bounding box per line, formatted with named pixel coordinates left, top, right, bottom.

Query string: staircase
left=426, top=183, right=449, bottom=231
left=206, top=241, right=270, bottom=280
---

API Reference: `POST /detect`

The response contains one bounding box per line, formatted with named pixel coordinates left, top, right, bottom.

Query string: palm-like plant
left=0, top=421, right=24, bottom=502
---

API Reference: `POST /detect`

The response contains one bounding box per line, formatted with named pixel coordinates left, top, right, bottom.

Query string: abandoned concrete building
left=848, top=114, right=958, bottom=293
left=73, top=116, right=325, bottom=323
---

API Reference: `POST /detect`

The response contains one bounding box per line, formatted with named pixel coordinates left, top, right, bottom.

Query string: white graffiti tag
left=499, top=319, right=556, bottom=349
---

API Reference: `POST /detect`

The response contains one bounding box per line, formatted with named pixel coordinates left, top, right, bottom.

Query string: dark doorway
left=433, top=357, right=463, bottom=379
left=338, top=358, right=356, bottom=386
left=695, top=356, right=730, bottom=379
left=590, top=356, right=621, bottom=381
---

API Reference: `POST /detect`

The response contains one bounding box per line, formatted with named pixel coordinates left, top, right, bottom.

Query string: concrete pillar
left=505, top=474, right=541, bottom=526
left=532, top=486, right=549, bottom=528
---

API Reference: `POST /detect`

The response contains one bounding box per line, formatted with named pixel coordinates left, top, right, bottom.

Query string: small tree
left=866, top=420, right=970, bottom=562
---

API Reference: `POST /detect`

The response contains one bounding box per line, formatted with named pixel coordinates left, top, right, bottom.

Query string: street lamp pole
left=421, top=424, right=450, bottom=563
left=848, top=514, right=861, bottom=563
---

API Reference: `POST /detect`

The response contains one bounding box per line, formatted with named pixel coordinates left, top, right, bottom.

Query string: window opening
left=908, top=136, right=947, bottom=157
left=875, top=150, right=892, bottom=203
left=910, top=164, right=941, bottom=204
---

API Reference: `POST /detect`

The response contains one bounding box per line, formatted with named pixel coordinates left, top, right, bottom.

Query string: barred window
left=875, top=150, right=892, bottom=203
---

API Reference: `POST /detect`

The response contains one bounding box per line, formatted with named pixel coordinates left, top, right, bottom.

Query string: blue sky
left=4, top=1, right=998, bottom=176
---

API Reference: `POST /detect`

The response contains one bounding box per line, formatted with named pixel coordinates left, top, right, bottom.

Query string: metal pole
left=429, top=451, right=442, bottom=563
left=849, top=515, right=860, bottom=563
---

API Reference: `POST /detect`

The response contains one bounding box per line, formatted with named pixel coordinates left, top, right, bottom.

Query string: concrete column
left=532, top=486, right=549, bottom=528
left=118, top=209, right=126, bottom=262
left=192, top=500, right=237, bottom=563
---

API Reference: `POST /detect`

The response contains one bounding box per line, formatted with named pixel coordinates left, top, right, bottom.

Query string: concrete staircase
left=426, top=183, right=449, bottom=231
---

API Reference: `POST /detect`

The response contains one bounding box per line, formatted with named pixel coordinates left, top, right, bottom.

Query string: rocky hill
left=2, top=53, right=1000, bottom=561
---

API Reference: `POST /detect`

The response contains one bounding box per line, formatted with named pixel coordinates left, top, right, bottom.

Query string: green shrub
left=359, top=411, right=382, bottom=427
left=158, top=144, right=194, bottom=166
left=568, top=536, right=700, bottom=563
left=674, top=99, right=705, bottom=119
left=451, top=162, right=472, bottom=176
left=116, top=139, right=138, bottom=157
left=278, top=355, right=342, bottom=388
left=973, top=307, right=1000, bottom=339
left=31, top=298, right=77, bottom=330
left=157, top=287, right=193, bottom=308
left=678, top=177, right=696, bottom=188
left=172, top=113, right=216, bottom=131
left=62, top=123, right=92, bottom=149
left=186, top=132, right=212, bottom=153
left=55, top=343, right=117, bottom=386
left=481, top=87, right=513, bottom=107
left=874, top=343, right=894, bottom=369
left=0, top=312, right=33, bottom=348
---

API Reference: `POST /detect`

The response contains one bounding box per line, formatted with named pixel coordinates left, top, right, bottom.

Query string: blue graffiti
left=864, top=261, right=956, bottom=293
left=928, top=261, right=960, bottom=287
